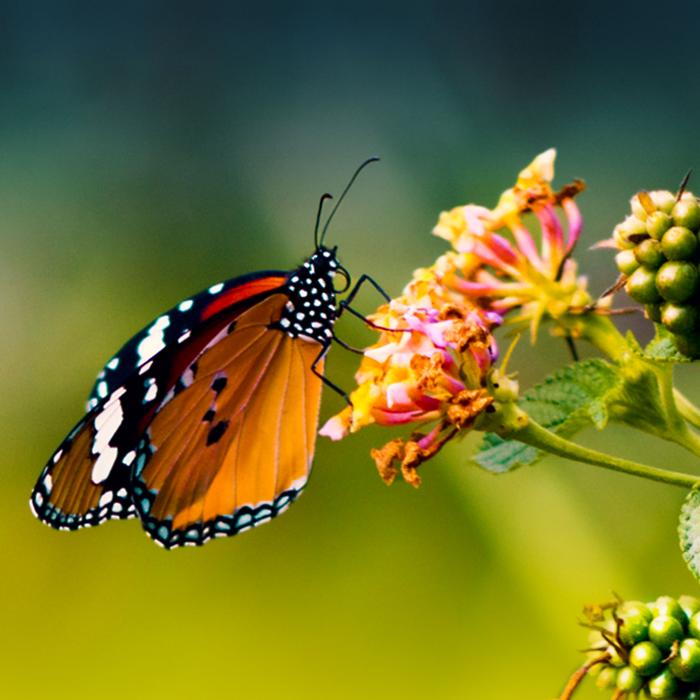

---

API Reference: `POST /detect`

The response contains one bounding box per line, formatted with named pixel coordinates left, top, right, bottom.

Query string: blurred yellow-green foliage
left=5, top=2, right=700, bottom=698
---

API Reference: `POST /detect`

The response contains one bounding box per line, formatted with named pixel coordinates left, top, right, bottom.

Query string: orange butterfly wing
left=131, top=294, right=326, bottom=548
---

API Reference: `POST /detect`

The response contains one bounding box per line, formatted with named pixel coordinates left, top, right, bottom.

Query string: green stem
left=565, top=313, right=628, bottom=362
left=513, top=419, right=699, bottom=490
left=654, top=364, right=700, bottom=459
left=675, top=389, right=700, bottom=430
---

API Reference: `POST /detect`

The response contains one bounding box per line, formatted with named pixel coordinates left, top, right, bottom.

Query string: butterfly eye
left=333, top=265, right=351, bottom=294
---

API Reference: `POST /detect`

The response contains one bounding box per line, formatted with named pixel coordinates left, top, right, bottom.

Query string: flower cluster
left=322, top=150, right=590, bottom=485
left=432, top=148, right=591, bottom=339
left=320, top=268, right=500, bottom=486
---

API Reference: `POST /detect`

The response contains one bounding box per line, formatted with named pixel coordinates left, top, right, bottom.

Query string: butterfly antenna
left=314, top=193, right=333, bottom=249
left=319, top=156, right=380, bottom=246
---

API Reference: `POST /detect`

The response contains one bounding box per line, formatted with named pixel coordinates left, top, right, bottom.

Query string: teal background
left=4, top=2, right=700, bottom=698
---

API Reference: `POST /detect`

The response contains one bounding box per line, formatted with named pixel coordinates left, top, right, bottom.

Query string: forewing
left=87, top=271, right=287, bottom=410
left=131, top=294, right=326, bottom=549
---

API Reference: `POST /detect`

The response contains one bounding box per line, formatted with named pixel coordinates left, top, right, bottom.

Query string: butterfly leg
left=332, top=335, right=364, bottom=355
left=342, top=273, right=391, bottom=307
left=310, top=343, right=353, bottom=407
left=339, top=302, right=409, bottom=334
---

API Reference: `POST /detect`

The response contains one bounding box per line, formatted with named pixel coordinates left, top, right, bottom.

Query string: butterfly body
left=31, top=245, right=342, bottom=548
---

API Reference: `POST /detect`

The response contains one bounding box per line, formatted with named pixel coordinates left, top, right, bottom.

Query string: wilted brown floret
left=446, top=389, right=494, bottom=429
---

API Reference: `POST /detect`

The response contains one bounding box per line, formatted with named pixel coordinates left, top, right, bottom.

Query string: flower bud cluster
left=613, top=190, right=700, bottom=357
left=586, top=596, right=700, bottom=699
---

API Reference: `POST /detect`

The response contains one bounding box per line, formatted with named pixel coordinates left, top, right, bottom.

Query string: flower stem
left=513, top=419, right=699, bottom=490
left=655, top=365, right=700, bottom=459
left=675, top=389, right=700, bottom=430
left=557, top=655, right=609, bottom=700
left=569, top=313, right=628, bottom=361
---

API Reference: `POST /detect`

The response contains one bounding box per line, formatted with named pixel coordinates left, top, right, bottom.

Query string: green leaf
left=679, top=488, right=700, bottom=582
left=474, top=359, right=622, bottom=473
left=644, top=325, right=690, bottom=364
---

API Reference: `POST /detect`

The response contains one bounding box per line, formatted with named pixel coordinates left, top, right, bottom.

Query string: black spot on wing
left=202, top=409, right=216, bottom=422
left=211, top=376, right=227, bottom=394
left=206, top=420, right=230, bottom=446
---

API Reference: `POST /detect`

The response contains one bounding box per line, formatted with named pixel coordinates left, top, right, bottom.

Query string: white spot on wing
left=139, top=360, right=153, bottom=375
left=178, top=299, right=193, bottom=312
left=144, top=381, right=158, bottom=403
left=136, top=315, right=170, bottom=365
left=208, top=283, right=224, bottom=294
left=91, top=387, right=126, bottom=484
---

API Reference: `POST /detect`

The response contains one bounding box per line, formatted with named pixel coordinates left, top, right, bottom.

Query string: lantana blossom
left=320, top=267, right=500, bottom=486
left=432, top=148, right=593, bottom=339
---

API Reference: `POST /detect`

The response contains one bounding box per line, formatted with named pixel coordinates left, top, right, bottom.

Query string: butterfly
left=30, top=159, right=384, bottom=549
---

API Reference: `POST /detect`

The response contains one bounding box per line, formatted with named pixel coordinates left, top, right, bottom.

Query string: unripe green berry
left=620, top=214, right=648, bottom=237
left=646, top=304, right=662, bottom=322
left=631, top=193, right=651, bottom=220
left=619, top=610, right=650, bottom=646
left=616, top=665, right=644, bottom=692
left=669, top=637, right=700, bottom=682
left=627, top=266, right=663, bottom=303
left=648, top=615, right=685, bottom=650
left=616, top=249, right=640, bottom=275
left=629, top=640, right=663, bottom=676
left=606, top=644, right=626, bottom=667
left=651, top=190, right=677, bottom=214
left=652, top=596, right=688, bottom=624
left=614, top=228, right=636, bottom=250
left=647, top=211, right=674, bottom=239
left=619, top=601, right=654, bottom=622
left=688, top=611, right=700, bottom=639
left=686, top=691, right=700, bottom=700
left=673, top=198, right=700, bottom=230
left=662, top=226, right=698, bottom=260
left=680, top=595, right=700, bottom=621
left=595, top=665, right=618, bottom=689
left=661, top=303, right=699, bottom=335
left=656, top=261, right=699, bottom=303
left=675, top=332, right=700, bottom=359
left=647, top=667, right=679, bottom=698
left=636, top=238, right=666, bottom=267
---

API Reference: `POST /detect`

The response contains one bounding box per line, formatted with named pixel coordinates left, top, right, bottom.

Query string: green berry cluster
left=613, top=190, right=700, bottom=357
left=588, top=596, right=700, bottom=698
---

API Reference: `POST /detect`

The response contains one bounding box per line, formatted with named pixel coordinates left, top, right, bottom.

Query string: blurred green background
left=5, top=2, right=700, bottom=698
